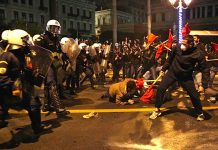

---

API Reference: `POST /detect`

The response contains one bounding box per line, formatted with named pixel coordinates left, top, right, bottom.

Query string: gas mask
left=180, top=44, right=187, bottom=51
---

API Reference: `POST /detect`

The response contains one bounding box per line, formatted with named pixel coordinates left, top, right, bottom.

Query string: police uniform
left=34, top=30, right=69, bottom=116
left=0, top=29, right=50, bottom=134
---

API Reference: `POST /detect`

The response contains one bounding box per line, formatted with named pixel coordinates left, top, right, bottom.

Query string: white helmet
left=93, top=43, right=100, bottom=48
left=115, top=43, right=119, bottom=47
left=1, top=30, right=12, bottom=41
left=60, top=37, right=70, bottom=53
left=33, top=34, right=40, bottom=42
left=79, top=43, right=87, bottom=49
left=46, top=19, right=61, bottom=35
left=7, top=29, right=34, bottom=49
left=60, top=37, right=69, bottom=45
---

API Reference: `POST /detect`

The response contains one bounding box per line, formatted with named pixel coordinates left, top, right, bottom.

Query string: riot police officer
left=34, top=20, right=70, bottom=116
left=0, top=29, right=50, bottom=134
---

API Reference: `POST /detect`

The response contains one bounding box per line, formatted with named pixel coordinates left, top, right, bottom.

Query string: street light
left=169, top=0, right=192, bottom=43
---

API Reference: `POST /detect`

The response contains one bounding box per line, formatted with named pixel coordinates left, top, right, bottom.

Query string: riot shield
left=67, top=38, right=80, bottom=62
left=26, top=45, right=53, bottom=87
left=101, top=44, right=111, bottom=68
left=89, top=45, right=97, bottom=57
left=61, top=38, right=80, bottom=72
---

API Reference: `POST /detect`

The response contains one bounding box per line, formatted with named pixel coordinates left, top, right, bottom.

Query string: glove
left=159, top=70, right=165, bottom=77
left=198, top=85, right=204, bottom=93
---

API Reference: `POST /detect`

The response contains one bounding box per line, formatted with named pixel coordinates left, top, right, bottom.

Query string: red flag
left=182, top=23, right=190, bottom=37
left=146, top=33, right=158, bottom=45
left=155, top=43, right=165, bottom=59
left=140, top=84, right=154, bottom=103
left=211, top=42, right=218, bottom=53
left=136, top=78, right=144, bottom=89
left=166, top=29, right=173, bottom=48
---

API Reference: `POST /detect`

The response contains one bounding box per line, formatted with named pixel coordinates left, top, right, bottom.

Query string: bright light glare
left=169, top=0, right=176, bottom=5
left=184, top=0, right=192, bottom=6
left=178, top=7, right=183, bottom=43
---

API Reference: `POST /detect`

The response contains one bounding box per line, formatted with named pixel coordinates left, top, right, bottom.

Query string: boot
left=58, top=84, right=67, bottom=100
left=28, top=110, right=51, bottom=134
left=48, top=82, right=70, bottom=117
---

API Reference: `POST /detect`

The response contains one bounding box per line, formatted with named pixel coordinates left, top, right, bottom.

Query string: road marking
left=8, top=106, right=218, bottom=114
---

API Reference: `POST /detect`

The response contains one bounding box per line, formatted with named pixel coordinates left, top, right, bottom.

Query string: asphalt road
left=0, top=79, right=218, bottom=150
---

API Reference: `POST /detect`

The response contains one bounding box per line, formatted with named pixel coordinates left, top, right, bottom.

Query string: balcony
left=38, top=6, right=48, bottom=12
left=67, top=13, right=79, bottom=18
left=81, top=15, right=91, bottom=20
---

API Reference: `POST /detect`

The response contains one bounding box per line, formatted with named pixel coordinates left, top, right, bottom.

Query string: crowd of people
left=0, top=19, right=218, bottom=136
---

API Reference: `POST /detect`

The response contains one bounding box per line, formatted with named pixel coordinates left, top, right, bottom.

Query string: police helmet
left=46, top=19, right=61, bottom=35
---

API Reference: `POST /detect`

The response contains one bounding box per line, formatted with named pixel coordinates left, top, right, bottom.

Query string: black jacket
left=162, top=45, right=209, bottom=86
left=34, top=31, right=61, bottom=53
left=0, top=52, right=20, bottom=88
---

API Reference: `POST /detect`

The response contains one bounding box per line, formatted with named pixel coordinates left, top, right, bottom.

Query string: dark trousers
left=155, top=71, right=203, bottom=114
left=112, top=64, right=122, bottom=81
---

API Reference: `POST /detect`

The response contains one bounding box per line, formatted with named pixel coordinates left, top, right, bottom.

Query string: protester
left=149, top=35, right=209, bottom=121
left=101, top=78, right=137, bottom=105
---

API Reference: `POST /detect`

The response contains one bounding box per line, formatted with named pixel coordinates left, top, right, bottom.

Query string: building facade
left=186, top=0, right=218, bottom=30
left=150, top=0, right=218, bottom=37
left=0, top=0, right=49, bottom=27
left=57, top=0, right=96, bottom=37
left=0, top=0, right=96, bottom=38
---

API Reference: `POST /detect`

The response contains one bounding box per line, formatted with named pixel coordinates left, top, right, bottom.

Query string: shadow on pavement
left=0, top=116, right=72, bottom=149
left=160, top=106, right=212, bottom=120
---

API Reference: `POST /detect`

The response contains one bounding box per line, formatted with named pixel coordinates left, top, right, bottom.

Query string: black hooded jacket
left=162, top=44, right=209, bottom=87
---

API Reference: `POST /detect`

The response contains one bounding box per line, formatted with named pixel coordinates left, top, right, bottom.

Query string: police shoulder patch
left=0, top=67, right=7, bottom=74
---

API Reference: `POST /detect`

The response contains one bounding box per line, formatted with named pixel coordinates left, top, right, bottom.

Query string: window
left=207, top=5, right=213, bottom=17
left=186, top=9, right=190, bottom=20
left=22, top=12, right=26, bottom=20
left=77, top=8, right=80, bottom=15
left=21, top=0, right=25, bottom=4
left=215, top=5, right=218, bottom=16
left=202, top=7, right=205, bottom=18
left=83, top=10, right=86, bottom=16
left=152, top=14, right=156, bottom=23
left=29, top=13, right=33, bottom=22
left=14, top=11, right=19, bottom=20
left=77, top=22, right=80, bottom=30
left=161, top=13, right=165, bottom=22
left=40, top=0, right=44, bottom=7
left=62, top=5, right=66, bottom=14
left=70, top=21, right=73, bottom=28
left=89, top=24, right=92, bottom=31
left=70, top=7, right=73, bottom=14
left=0, top=9, right=5, bottom=20
left=83, top=23, right=86, bottom=30
left=29, top=0, right=33, bottom=6
left=63, top=20, right=66, bottom=29
left=89, top=11, right=91, bottom=18
left=197, top=7, right=200, bottom=18
left=41, top=15, right=44, bottom=24
left=192, top=8, right=195, bottom=19
left=98, top=18, right=100, bottom=26
left=103, top=17, right=106, bottom=25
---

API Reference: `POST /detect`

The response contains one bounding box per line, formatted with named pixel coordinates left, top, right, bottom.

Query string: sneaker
left=83, top=112, right=98, bottom=119
left=207, top=97, right=216, bottom=103
left=197, top=113, right=205, bottom=121
left=149, top=111, right=162, bottom=120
